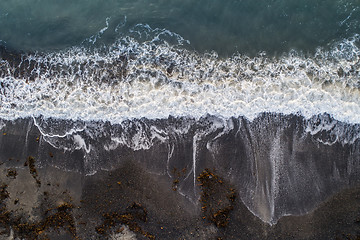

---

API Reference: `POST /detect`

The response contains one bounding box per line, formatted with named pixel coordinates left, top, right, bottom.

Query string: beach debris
left=96, top=202, right=154, bottom=239
left=197, top=169, right=236, bottom=228
left=24, top=156, right=41, bottom=187
left=6, top=169, right=17, bottom=179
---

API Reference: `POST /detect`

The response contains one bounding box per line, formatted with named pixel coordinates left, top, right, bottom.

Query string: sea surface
left=1, top=0, right=360, bottom=226
left=0, top=0, right=359, bottom=123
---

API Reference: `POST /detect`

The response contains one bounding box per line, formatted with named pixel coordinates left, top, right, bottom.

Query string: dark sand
left=0, top=156, right=360, bottom=239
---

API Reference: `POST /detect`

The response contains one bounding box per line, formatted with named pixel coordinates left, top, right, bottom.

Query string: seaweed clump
left=0, top=158, right=79, bottom=239
left=197, top=169, right=236, bottom=228
left=6, top=169, right=17, bottom=179
left=171, top=167, right=187, bottom=191
left=96, top=202, right=155, bottom=239
left=0, top=184, right=10, bottom=235
left=24, top=156, right=41, bottom=187
left=5, top=202, right=78, bottom=239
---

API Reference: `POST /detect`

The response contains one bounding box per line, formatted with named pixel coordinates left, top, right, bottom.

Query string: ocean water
left=0, top=0, right=359, bottom=124
left=1, top=0, right=360, bottom=226
left=0, top=0, right=360, bottom=56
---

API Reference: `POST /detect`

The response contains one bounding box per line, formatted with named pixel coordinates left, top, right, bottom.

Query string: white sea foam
left=0, top=120, right=5, bottom=131
left=305, top=114, right=360, bottom=145
left=0, top=26, right=359, bottom=125
left=73, top=134, right=91, bottom=153
left=109, top=225, right=137, bottom=240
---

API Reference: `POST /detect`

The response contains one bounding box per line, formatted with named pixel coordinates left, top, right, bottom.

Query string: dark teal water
left=0, top=0, right=359, bottom=56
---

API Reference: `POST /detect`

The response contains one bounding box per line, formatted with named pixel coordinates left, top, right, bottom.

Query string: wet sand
left=0, top=115, right=360, bottom=239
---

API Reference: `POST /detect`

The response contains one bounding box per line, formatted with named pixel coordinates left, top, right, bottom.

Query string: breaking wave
left=0, top=24, right=359, bottom=124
